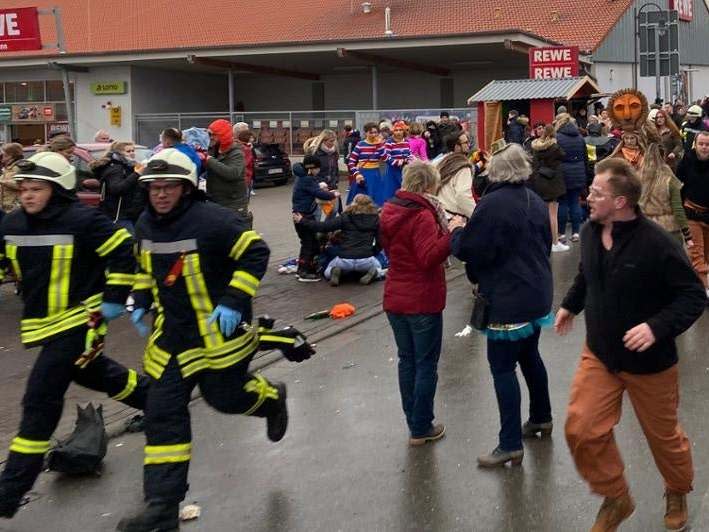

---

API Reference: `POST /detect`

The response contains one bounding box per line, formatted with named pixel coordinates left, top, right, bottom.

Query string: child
left=294, top=194, right=382, bottom=286
left=292, top=155, right=340, bottom=282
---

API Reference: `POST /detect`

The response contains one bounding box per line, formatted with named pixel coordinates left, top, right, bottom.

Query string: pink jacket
left=408, top=136, right=428, bottom=161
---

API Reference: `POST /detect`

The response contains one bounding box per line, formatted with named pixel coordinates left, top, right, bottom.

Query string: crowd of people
left=0, top=90, right=708, bottom=531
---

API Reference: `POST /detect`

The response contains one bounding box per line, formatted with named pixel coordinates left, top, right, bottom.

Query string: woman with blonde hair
left=90, top=141, right=145, bottom=232
left=293, top=193, right=382, bottom=286
left=0, top=143, right=24, bottom=212
left=303, top=129, right=340, bottom=189
left=451, top=143, right=554, bottom=467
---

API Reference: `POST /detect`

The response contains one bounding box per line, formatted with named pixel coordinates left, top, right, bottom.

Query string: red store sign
left=670, top=0, right=692, bottom=21
left=529, top=46, right=580, bottom=80
left=0, top=7, right=42, bottom=52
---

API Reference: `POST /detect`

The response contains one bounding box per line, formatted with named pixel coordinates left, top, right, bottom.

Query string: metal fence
left=134, top=108, right=476, bottom=155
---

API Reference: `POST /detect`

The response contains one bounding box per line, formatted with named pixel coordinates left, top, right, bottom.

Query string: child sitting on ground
left=292, top=155, right=340, bottom=282
left=293, top=193, right=382, bottom=286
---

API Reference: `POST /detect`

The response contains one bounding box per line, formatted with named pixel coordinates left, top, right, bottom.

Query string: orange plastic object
left=329, top=303, right=355, bottom=319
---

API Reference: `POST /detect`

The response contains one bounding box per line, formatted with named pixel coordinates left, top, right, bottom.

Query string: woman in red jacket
left=379, top=160, right=462, bottom=446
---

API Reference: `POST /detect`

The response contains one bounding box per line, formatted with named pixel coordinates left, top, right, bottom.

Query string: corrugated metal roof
left=468, top=77, right=600, bottom=102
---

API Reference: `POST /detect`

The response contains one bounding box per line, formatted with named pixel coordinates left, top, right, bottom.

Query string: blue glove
left=131, top=308, right=150, bottom=337
left=101, top=302, right=125, bottom=322
left=207, top=305, right=242, bottom=337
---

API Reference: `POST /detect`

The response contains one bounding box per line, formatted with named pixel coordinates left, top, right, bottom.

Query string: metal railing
left=134, top=108, right=476, bottom=155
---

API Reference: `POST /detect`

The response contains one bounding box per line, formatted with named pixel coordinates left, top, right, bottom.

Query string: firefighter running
left=0, top=152, right=148, bottom=518
left=117, top=149, right=288, bottom=532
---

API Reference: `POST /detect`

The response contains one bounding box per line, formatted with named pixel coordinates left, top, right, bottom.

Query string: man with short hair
left=556, top=157, right=705, bottom=532
left=677, top=130, right=709, bottom=296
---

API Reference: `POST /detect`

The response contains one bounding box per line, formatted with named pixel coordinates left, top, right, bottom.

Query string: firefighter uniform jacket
left=0, top=202, right=135, bottom=347
left=133, top=198, right=270, bottom=380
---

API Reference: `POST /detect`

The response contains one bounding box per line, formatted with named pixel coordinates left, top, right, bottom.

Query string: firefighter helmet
left=139, top=148, right=198, bottom=187
left=14, top=151, right=76, bottom=190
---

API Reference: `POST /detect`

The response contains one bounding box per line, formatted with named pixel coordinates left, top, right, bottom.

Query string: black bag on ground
left=46, top=403, right=107, bottom=475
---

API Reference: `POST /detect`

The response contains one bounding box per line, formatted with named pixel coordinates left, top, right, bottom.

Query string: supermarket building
left=0, top=0, right=708, bottom=152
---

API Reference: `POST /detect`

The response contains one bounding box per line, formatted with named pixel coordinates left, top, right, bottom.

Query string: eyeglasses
left=148, top=182, right=182, bottom=195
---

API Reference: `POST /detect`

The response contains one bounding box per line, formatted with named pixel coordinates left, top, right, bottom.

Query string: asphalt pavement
left=1, top=181, right=709, bottom=532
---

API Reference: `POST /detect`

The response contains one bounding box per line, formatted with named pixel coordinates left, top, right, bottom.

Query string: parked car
left=253, top=143, right=291, bottom=186
left=22, top=143, right=151, bottom=206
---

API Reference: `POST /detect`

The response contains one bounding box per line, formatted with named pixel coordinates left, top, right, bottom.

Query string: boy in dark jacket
left=294, top=193, right=381, bottom=286
left=291, top=155, right=339, bottom=282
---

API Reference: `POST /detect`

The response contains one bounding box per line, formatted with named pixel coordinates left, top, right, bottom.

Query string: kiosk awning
left=467, top=76, right=600, bottom=104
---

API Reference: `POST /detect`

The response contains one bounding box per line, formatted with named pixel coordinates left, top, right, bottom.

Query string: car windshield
left=254, top=144, right=282, bottom=158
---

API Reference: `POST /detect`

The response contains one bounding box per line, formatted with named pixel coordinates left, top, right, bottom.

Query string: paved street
left=1, top=182, right=709, bottom=531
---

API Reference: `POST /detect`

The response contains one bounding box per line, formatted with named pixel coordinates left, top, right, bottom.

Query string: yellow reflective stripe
left=134, top=273, right=153, bottom=291
left=229, top=270, right=260, bottom=297
left=144, top=443, right=191, bottom=465
left=9, top=436, right=51, bottom=455
left=106, top=272, right=136, bottom=286
left=260, top=334, right=296, bottom=345
left=179, top=333, right=259, bottom=378
left=21, top=313, right=88, bottom=344
left=21, top=294, right=103, bottom=333
left=47, top=244, right=73, bottom=315
left=229, top=231, right=261, bottom=261
left=176, top=330, right=256, bottom=366
left=586, top=144, right=597, bottom=162
left=183, top=254, right=220, bottom=349
left=5, top=244, right=20, bottom=280
left=242, top=374, right=279, bottom=416
left=112, top=369, right=138, bottom=401
left=96, top=228, right=131, bottom=257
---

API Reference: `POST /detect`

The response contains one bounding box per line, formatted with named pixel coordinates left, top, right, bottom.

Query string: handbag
left=469, top=286, right=490, bottom=331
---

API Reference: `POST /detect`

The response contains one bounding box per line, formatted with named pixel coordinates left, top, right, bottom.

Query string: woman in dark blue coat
left=555, top=114, right=589, bottom=242
left=451, top=143, right=554, bottom=468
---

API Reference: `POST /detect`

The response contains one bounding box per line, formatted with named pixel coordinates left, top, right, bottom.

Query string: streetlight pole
left=636, top=2, right=666, bottom=102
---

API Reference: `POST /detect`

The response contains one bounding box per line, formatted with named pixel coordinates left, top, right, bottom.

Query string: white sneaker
left=551, top=243, right=570, bottom=252
left=571, top=233, right=580, bottom=242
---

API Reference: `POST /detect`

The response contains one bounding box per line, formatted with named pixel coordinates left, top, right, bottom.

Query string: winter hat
left=556, top=105, right=568, bottom=115
left=587, top=123, right=603, bottom=136
left=303, top=154, right=321, bottom=170
left=207, top=119, right=234, bottom=153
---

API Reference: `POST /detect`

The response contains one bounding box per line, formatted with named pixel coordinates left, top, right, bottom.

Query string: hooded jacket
left=291, top=163, right=336, bottom=215
left=676, top=150, right=709, bottom=212
left=504, top=118, right=525, bottom=144
left=556, top=122, right=590, bottom=191
left=93, top=152, right=146, bottom=222
left=379, top=190, right=450, bottom=314
left=300, top=212, right=379, bottom=259
left=530, top=138, right=566, bottom=202
left=205, top=119, right=247, bottom=214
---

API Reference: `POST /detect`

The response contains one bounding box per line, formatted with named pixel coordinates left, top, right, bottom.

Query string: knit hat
left=207, top=119, right=234, bottom=153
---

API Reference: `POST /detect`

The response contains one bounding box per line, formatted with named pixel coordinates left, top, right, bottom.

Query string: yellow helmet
left=14, top=151, right=76, bottom=190
left=139, top=148, right=197, bottom=187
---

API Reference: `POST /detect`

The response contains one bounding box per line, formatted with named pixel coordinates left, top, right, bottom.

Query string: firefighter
left=0, top=151, right=148, bottom=518
left=117, top=149, right=287, bottom=531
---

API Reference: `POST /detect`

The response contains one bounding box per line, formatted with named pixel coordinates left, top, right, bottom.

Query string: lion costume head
left=607, top=88, right=649, bottom=132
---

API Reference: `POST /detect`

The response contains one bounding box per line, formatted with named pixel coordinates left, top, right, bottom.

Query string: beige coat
left=0, top=163, right=20, bottom=212
left=434, top=164, right=476, bottom=218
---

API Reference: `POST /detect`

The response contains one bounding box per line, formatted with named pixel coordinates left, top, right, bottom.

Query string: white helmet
left=648, top=108, right=659, bottom=122
left=14, top=151, right=76, bottom=190
left=687, top=105, right=703, bottom=118
left=139, top=148, right=197, bottom=187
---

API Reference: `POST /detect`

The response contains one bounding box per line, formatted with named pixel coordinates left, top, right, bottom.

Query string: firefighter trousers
left=143, top=353, right=280, bottom=502
left=0, top=327, right=148, bottom=503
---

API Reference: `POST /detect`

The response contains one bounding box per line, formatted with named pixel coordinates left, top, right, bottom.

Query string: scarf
left=424, top=193, right=450, bottom=233
left=621, top=147, right=643, bottom=167
left=319, top=144, right=337, bottom=154
left=437, top=153, right=472, bottom=187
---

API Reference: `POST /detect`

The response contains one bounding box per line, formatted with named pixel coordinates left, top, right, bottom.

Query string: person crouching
left=293, top=193, right=382, bottom=286
left=291, top=155, right=340, bottom=282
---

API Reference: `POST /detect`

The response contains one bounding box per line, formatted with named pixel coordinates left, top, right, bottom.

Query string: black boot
left=116, top=501, right=179, bottom=532
left=267, top=383, right=288, bottom=442
left=0, top=487, right=24, bottom=519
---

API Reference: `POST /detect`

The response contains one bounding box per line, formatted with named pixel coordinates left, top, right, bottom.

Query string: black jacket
left=676, top=150, right=709, bottom=214
left=205, top=145, right=247, bottom=214
left=315, top=148, right=340, bottom=189
left=451, top=182, right=553, bottom=324
left=134, top=196, right=270, bottom=379
left=291, top=163, right=336, bottom=215
left=94, top=155, right=145, bottom=222
left=0, top=200, right=135, bottom=347
left=556, top=122, right=590, bottom=190
left=562, top=215, right=705, bottom=374
left=504, top=120, right=525, bottom=144
left=300, top=212, right=379, bottom=259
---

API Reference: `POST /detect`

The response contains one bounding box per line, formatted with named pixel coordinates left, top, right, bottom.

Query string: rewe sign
left=0, top=8, right=41, bottom=52
left=529, top=46, right=579, bottom=80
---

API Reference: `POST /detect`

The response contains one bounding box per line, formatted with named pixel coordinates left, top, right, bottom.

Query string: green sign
left=0, top=105, right=11, bottom=123
left=90, top=81, right=127, bottom=95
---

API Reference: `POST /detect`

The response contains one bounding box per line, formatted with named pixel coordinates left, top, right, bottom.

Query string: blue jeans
left=558, top=187, right=583, bottom=235
left=387, top=312, right=443, bottom=437
left=487, top=328, right=552, bottom=452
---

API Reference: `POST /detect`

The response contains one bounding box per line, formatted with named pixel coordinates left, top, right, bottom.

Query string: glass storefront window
left=55, top=103, right=68, bottom=121
left=4, top=81, right=45, bottom=103
left=45, top=80, right=74, bottom=102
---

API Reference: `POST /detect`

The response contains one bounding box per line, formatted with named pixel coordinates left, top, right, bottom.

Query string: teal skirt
left=483, top=313, right=554, bottom=342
